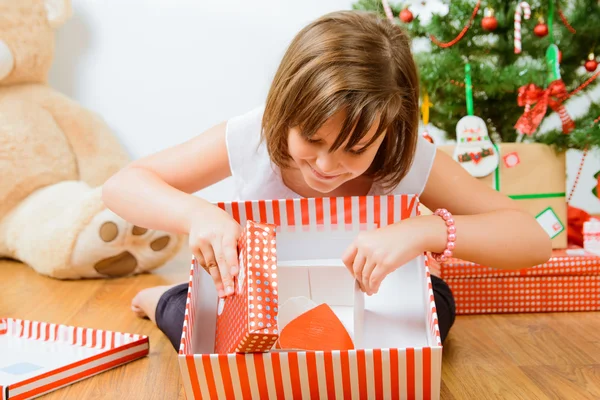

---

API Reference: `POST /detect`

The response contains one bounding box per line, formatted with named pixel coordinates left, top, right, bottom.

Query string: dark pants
left=156, top=275, right=456, bottom=351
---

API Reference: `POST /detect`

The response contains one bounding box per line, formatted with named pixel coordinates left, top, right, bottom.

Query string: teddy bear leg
left=0, top=181, right=183, bottom=279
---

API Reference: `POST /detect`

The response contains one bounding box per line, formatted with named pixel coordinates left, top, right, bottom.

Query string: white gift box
left=177, top=195, right=443, bottom=399
left=584, top=218, right=600, bottom=255
left=0, top=318, right=149, bottom=400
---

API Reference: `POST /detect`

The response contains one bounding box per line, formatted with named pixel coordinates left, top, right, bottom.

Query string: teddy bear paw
left=71, top=209, right=181, bottom=278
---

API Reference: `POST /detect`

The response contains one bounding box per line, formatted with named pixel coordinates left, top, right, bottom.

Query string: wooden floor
left=2, top=257, right=600, bottom=399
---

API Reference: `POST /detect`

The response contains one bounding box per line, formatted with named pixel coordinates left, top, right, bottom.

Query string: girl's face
left=287, top=110, right=385, bottom=194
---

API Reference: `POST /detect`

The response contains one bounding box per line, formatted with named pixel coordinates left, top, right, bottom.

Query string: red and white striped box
left=177, top=195, right=443, bottom=400
left=0, top=318, right=149, bottom=400
left=214, top=220, right=279, bottom=354
left=438, top=248, right=600, bottom=315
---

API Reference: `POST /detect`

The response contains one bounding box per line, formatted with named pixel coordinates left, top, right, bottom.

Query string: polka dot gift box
left=440, top=248, right=600, bottom=279
left=214, top=220, right=279, bottom=354
left=438, top=248, right=600, bottom=314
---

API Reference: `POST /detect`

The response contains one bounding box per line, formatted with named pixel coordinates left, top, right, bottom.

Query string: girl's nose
left=315, top=152, right=340, bottom=174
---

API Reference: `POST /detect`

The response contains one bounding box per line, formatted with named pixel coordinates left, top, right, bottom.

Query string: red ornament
left=399, top=8, right=414, bottom=23
left=585, top=53, right=598, bottom=72
left=422, top=131, right=434, bottom=144
left=481, top=8, right=498, bottom=31
left=534, top=18, right=549, bottom=37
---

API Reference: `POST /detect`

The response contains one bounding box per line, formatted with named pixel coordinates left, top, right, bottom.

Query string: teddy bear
left=0, top=0, right=183, bottom=279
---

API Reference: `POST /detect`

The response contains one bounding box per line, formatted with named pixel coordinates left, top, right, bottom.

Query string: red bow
left=514, top=80, right=575, bottom=135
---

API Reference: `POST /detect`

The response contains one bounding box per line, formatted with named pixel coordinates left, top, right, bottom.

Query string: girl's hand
left=342, top=218, right=443, bottom=295
left=188, top=207, right=242, bottom=298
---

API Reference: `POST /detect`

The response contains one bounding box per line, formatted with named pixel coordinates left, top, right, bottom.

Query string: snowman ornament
left=452, top=115, right=499, bottom=178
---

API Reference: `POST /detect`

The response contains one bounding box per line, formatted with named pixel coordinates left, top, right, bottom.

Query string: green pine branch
left=534, top=102, right=600, bottom=152
left=351, top=0, right=600, bottom=151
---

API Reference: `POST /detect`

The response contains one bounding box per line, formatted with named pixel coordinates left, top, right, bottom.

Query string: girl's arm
left=102, top=121, right=243, bottom=297
left=102, top=121, right=231, bottom=235
left=418, top=150, right=553, bottom=270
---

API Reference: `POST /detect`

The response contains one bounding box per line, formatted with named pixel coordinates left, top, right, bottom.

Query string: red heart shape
left=469, top=152, right=482, bottom=164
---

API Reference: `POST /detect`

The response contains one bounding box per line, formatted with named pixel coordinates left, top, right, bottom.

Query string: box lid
left=0, top=318, right=148, bottom=399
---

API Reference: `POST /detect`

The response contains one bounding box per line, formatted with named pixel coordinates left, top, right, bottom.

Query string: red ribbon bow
left=514, top=80, right=575, bottom=135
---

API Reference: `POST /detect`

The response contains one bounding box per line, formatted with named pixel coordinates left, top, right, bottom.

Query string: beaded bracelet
left=431, top=208, right=456, bottom=263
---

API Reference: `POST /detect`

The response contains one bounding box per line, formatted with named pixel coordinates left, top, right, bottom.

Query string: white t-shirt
left=225, top=105, right=436, bottom=201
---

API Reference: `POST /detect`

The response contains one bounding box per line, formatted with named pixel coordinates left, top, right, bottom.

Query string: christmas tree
left=352, top=0, right=600, bottom=151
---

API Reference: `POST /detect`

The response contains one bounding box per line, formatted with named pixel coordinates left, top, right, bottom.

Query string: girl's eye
left=305, top=137, right=321, bottom=144
left=348, top=147, right=367, bottom=155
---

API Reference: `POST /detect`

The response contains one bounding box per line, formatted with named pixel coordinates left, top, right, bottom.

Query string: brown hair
left=262, top=10, right=420, bottom=190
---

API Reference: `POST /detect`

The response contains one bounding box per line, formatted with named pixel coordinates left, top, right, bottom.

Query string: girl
left=102, top=10, right=552, bottom=351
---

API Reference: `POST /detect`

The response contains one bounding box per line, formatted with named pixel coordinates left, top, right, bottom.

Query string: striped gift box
left=217, top=195, right=418, bottom=231
left=178, top=195, right=443, bottom=400
left=0, top=318, right=148, bottom=400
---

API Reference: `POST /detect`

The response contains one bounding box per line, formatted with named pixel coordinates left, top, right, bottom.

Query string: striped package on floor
left=177, top=195, right=443, bottom=400
left=0, top=319, right=149, bottom=400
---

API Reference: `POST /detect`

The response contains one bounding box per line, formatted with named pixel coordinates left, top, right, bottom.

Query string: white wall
left=48, top=0, right=355, bottom=202
left=47, top=0, right=600, bottom=213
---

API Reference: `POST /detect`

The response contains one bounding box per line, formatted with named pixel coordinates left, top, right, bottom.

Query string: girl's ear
left=45, top=0, right=72, bottom=28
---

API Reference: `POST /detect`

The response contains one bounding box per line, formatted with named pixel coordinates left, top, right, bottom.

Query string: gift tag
left=453, top=115, right=499, bottom=177
left=536, top=207, right=565, bottom=239
left=503, top=152, right=521, bottom=168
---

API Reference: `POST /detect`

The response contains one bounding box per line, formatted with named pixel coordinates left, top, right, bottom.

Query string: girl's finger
left=352, top=250, right=367, bottom=283
left=194, top=251, right=206, bottom=271
left=369, top=266, right=386, bottom=295
left=361, top=260, right=377, bottom=295
left=212, top=239, right=235, bottom=296
left=199, top=243, right=226, bottom=298
left=208, top=266, right=226, bottom=298
left=222, top=234, right=240, bottom=277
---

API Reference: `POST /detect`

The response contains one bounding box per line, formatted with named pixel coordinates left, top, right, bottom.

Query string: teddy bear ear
left=44, top=0, right=73, bottom=28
